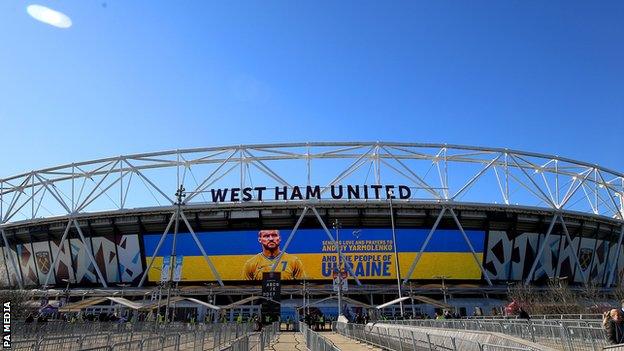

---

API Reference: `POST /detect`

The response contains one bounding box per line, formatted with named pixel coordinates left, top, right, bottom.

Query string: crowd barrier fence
left=333, top=322, right=541, bottom=351
left=300, top=323, right=339, bottom=351
left=385, top=318, right=611, bottom=351
left=10, top=322, right=277, bottom=351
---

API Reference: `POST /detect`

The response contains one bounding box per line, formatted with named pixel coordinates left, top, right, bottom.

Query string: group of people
left=303, top=313, right=333, bottom=330
left=24, top=313, right=49, bottom=323
left=434, top=310, right=461, bottom=320
left=353, top=312, right=370, bottom=324
left=603, top=302, right=624, bottom=345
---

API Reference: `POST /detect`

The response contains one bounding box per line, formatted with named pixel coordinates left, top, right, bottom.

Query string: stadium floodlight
left=26, top=4, right=72, bottom=29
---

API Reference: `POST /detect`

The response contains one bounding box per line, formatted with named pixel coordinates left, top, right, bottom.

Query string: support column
left=607, top=225, right=624, bottom=287
left=43, top=220, right=72, bottom=287
left=271, top=206, right=309, bottom=271
left=1, top=228, right=23, bottom=289
left=73, top=219, right=108, bottom=287
left=180, top=211, right=224, bottom=286
left=558, top=216, right=588, bottom=285
left=448, top=208, right=493, bottom=286
left=524, top=214, right=558, bottom=285
left=138, top=212, right=177, bottom=287
left=403, top=208, right=446, bottom=284
left=310, top=207, right=362, bottom=286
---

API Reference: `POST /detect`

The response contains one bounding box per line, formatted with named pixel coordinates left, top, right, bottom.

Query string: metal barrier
left=35, top=335, right=83, bottom=351
left=218, top=334, right=250, bottom=351
left=14, top=321, right=199, bottom=339
left=391, top=318, right=602, bottom=330
left=258, top=322, right=280, bottom=351
left=13, top=322, right=262, bottom=351
left=300, top=323, right=339, bottom=351
left=79, top=347, right=112, bottom=351
left=11, top=338, right=38, bottom=351
left=139, top=336, right=164, bottom=351
left=385, top=318, right=611, bottom=351
left=220, top=322, right=279, bottom=351
left=468, top=315, right=602, bottom=321
left=333, top=322, right=539, bottom=351
left=109, top=340, right=142, bottom=351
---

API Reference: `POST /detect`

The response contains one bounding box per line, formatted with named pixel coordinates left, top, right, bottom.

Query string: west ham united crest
left=35, top=252, right=51, bottom=274
left=579, top=248, right=593, bottom=271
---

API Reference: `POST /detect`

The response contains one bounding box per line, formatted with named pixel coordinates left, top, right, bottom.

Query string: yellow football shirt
left=243, top=252, right=305, bottom=280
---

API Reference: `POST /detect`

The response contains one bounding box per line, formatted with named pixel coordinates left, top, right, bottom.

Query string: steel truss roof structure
left=1, top=142, right=623, bottom=290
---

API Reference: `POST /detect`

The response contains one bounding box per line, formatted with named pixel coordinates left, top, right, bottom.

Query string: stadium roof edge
left=1, top=142, right=623, bottom=182
left=1, top=200, right=621, bottom=231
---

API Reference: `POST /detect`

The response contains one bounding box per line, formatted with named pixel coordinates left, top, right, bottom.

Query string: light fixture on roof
left=27, top=4, right=72, bottom=29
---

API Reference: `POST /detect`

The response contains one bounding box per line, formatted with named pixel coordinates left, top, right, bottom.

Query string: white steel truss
left=0, top=142, right=621, bottom=224
left=0, top=142, right=623, bottom=288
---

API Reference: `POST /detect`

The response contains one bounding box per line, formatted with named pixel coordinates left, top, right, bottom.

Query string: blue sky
left=0, top=1, right=622, bottom=177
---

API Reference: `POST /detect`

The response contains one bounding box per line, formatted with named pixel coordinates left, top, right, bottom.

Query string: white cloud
left=27, top=4, right=72, bottom=29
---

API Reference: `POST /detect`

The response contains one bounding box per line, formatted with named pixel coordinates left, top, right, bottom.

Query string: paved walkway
left=268, top=332, right=381, bottom=351
left=323, top=333, right=382, bottom=351
left=269, top=332, right=307, bottom=351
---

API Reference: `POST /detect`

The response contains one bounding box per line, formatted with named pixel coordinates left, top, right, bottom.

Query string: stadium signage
left=207, top=184, right=412, bottom=203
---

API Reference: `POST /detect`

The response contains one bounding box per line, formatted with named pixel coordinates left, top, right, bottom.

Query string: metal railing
left=386, top=319, right=611, bottom=351
left=421, top=318, right=601, bottom=328
left=219, top=322, right=280, bottom=351
left=11, top=322, right=260, bottom=351
left=333, top=322, right=539, bottom=351
left=467, top=314, right=602, bottom=321
left=219, top=335, right=249, bottom=351
left=390, top=318, right=602, bottom=331
left=258, top=321, right=280, bottom=350
left=300, top=323, right=339, bottom=351
left=13, top=321, right=198, bottom=338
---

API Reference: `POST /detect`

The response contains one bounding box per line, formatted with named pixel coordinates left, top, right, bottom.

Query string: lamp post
left=61, top=278, right=72, bottom=307
left=409, top=282, right=415, bottom=317
left=332, top=219, right=343, bottom=318
left=387, top=190, right=404, bottom=317
left=203, top=282, right=216, bottom=323
left=155, top=282, right=164, bottom=325
left=41, top=284, right=53, bottom=317
left=165, top=184, right=185, bottom=323
left=300, top=279, right=307, bottom=320
left=433, top=275, right=450, bottom=304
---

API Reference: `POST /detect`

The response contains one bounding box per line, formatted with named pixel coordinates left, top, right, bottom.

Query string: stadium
left=1, top=142, right=623, bottom=321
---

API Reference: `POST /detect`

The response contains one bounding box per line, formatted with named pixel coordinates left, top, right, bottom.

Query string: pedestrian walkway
left=268, top=331, right=381, bottom=351
left=269, top=332, right=307, bottom=351
left=323, top=332, right=382, bottom=351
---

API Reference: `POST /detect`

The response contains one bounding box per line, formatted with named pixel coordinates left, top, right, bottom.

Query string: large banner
left=143, top=228, right=485, bottom=282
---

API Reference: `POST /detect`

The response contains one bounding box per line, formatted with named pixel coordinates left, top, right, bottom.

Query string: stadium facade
left=1, top=142, right=623, bottom=314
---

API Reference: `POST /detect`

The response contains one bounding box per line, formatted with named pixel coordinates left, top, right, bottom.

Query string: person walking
left=518, top=307, right=530, bottom=320
left=604, top=309, right=624, bottom=344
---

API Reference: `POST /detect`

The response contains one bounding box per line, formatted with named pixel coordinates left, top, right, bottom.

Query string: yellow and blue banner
left=143, top=228, right=485, bottom=281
